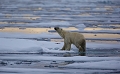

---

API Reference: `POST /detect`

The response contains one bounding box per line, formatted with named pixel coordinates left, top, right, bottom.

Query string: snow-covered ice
left=0, top=37, right=120, bottom=53
left=0, top=33, right=120, bottom=74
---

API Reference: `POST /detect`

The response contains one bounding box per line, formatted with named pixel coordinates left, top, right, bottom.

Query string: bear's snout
left=54, top=27, right=59, bottom=30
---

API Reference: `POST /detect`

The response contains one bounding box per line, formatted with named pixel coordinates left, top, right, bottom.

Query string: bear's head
left=54, top=27, right=63, bottom=32
left=54, top=27, right=65, bottom=38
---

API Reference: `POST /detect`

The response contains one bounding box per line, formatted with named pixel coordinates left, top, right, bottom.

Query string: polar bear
left=54, top=27, right=86, bottom=56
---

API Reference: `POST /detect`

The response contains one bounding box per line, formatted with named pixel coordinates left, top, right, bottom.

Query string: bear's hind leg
left=81, top=40, right=86, bottom=56
left=81, top=40, right=86, bottom=53
left=75, top=44, right=85, bottom=56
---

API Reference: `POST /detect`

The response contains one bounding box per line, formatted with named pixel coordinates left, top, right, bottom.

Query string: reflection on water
left=78, top=13, right=91, bottom=16
left=4, top=14, right=40, bottom=20
left=0, top=27, right=120, bottom=40
left=0, top=27, right=120, bottom=39
left=0, top=27, right=50, bottom=33
left=0, top=22, right=28, bottom=24
left=0, top=22, right=8, bottom=24
left=19, top=8, right=42, bottom=10
left=0, top=27, right=78, bottom=34
left=85, top=27, right=120, bottom=31
left=23, top=17, right=40, bottom=20
left=83, top=33, right=120, bottom=39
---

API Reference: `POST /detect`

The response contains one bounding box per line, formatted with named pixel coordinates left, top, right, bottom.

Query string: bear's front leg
left=61, top=43, right=71, bottom=51
left=64, top=43, right=71, bottom=51
left=61, top=42, right=66, bottom=50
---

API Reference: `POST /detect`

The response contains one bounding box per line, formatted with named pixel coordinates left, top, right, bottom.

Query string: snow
left=0, top=38, right=120, bottom=53
left=0, top=38, right=61, bottom=53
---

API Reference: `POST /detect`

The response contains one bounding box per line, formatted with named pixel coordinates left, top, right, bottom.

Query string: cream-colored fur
left=55, top=27, right=86, bottom=56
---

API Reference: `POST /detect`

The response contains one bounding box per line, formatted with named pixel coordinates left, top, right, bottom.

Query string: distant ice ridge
left=0, top=32, right=59, bottom=39
left=27, top=21, right=71, bottom=27
left=75, top=24, right=86, bottom=30
left=0, top=21, right=72, bottom=28
left=61, top=0, right=115, bottom=2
